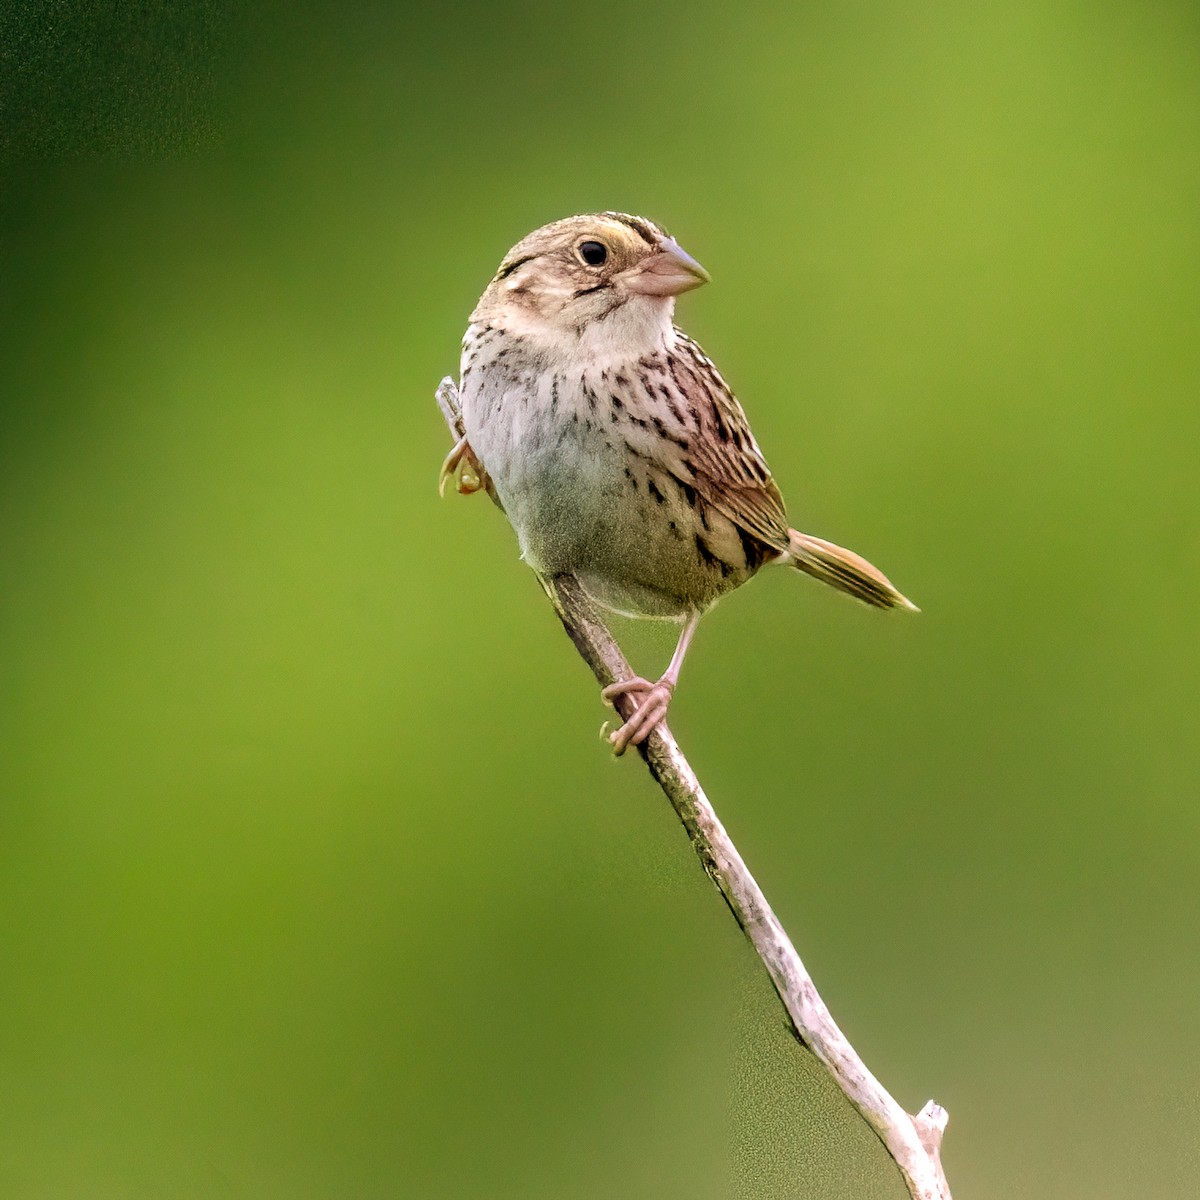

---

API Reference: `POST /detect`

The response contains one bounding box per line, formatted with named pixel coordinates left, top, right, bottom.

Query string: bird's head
left=470, top=213, right=709, bottom=360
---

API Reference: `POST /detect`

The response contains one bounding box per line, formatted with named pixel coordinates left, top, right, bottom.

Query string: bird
left=440, top=213, right=915, bottom=754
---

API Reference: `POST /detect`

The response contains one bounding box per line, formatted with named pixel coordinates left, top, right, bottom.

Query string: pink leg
left=603, top=610, right=703, bottom=756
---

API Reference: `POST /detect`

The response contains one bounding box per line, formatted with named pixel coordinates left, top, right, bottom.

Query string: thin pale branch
left=436, top=377, right=951, bottom=1200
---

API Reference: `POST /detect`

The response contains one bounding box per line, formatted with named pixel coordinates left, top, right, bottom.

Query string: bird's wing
left=658, top=332, right=792, bottom=552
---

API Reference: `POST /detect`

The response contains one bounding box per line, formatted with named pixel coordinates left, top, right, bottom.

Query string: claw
left=602, top=676, right=675, bottom=756
left=439, top=435, right=487, bottom=497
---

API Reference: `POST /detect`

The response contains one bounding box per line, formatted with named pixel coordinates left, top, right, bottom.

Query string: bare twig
left=436, top=377, right=952, bottom=1200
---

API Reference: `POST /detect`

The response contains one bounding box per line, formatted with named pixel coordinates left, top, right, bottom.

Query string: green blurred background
left=3, top=2, right=1199, bottom=1196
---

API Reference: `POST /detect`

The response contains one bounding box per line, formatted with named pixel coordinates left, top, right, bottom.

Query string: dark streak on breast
left=663, top=360, right=692, bottom=424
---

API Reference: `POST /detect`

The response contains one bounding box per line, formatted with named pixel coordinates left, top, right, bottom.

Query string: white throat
left=490, top=291, right=677, bottom=368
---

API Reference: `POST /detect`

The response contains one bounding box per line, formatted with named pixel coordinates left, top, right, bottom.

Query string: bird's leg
left=603, top=610, right=703, bottom=756
left=438, top=435, right=489, bottom=496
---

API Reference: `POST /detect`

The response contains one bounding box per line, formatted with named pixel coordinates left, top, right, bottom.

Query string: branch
left=436, top=378, right=952, bottom=1200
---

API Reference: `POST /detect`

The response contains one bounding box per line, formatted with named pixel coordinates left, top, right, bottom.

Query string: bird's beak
left=621, top=236, right=711, bottom=297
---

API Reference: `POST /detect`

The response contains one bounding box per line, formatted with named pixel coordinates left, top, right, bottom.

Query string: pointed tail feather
left=786, top=530, right=918, bottom=612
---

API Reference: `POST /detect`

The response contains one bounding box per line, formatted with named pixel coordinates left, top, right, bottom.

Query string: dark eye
left=578, top=240, right=608, bottom=267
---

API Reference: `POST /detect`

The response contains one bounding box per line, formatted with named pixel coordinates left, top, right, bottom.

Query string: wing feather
left=661, top=332, right=791, bottom=552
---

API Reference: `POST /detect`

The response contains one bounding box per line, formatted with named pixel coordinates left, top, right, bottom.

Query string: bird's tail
left=786, top=529, right=918, bottom=612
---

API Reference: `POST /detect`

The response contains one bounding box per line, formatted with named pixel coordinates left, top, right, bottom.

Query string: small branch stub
left=435, top=377, right=952, bottom=1200
left=915, top=1101, right=950, bottom=1157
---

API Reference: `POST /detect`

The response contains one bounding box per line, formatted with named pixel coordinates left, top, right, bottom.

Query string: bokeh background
left=3, top=2, right=1199, bottom=1196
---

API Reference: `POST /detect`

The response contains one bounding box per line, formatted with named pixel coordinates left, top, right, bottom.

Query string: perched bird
left=441, top=213, right=915, bottom=754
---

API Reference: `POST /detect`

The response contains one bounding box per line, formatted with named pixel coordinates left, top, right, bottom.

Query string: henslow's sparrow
left=441, top=213, right=915, bottom=754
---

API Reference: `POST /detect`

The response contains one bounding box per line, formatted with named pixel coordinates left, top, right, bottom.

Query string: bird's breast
left=461, top=362, right=622, bottom=550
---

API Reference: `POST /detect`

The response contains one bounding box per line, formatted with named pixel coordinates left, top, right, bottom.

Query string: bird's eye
left=578, top=240, right=608, bottom=267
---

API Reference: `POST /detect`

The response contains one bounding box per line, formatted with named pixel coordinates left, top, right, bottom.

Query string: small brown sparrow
left=441, top=213, right=915, bottom=754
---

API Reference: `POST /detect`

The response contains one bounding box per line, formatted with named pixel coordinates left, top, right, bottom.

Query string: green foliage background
left=3, top=2, right=1199, bottom=1196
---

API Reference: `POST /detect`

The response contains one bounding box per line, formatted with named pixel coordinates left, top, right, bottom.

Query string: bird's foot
left=438, top=436, right=489, bottom=496
left=601, top=676, right=675, bottom=756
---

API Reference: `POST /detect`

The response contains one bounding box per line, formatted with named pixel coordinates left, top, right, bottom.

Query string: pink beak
left=622, top=236, right=711, bottom=297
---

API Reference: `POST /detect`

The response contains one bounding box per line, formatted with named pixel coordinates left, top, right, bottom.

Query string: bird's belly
left=469, top=405, right=746, bottom=617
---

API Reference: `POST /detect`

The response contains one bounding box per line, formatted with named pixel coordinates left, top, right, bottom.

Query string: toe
left=607, top=683, right=673, bottom=755
left=439, top=437, right=488, bottom=496
left=438, top=441, right=465, bottom=496
left=601, top=676, right=653, bottom=703
left=608, top=725, right=634, bottom=756
left=626, top=692, right=670, bottom=745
